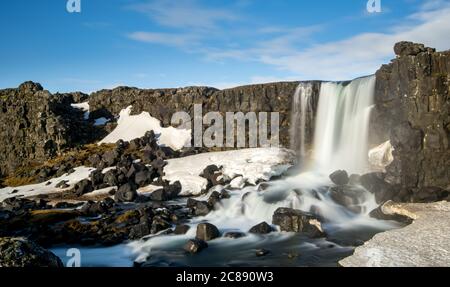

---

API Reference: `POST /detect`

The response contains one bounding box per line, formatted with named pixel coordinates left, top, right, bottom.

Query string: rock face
left=0, top=82, right=103, bottom=177
left=340, top=201, right=450, bottom=267
left=88, top=83, right=300, bottom=149
left=0, top=237, right=63, bottom=267
left=371, top=42, right=450, bottom=201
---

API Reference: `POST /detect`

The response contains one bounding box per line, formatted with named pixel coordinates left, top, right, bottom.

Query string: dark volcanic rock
left=90, top=169, right=104, bottom=188
left=129, top=223, right=152, bottom=240
left=249, top=222, right=273, bottom=234
left=393, top=41, right=434, bottom=57
left=360, top=173, right=397, bottom=204
left=196, top=223, right=220, bottom=241
left=0, top=237, right=63, bottom=267
left=329, top=170, right=349, bottom=186
left=134, top=169, right=156, bottom=187
left=187, top=198, right=212, bottom=216
left=174, top=224, right=191, bottom=235
left=88, top=83, right=300, bottom=151
left=272, top=207, right=324, bottom=237
left=371, top=42, right=450, bottom=202
left=150, top=216, right=171, bottom=234
left=0, top=82, right=103, bottom=177
left=103, top=169, right=119, bottom=186
left=72, top=179, right=94, bottom=196
left=114, top=183, right=138, bottom=202
left=184, top=239, right=208, bottom=254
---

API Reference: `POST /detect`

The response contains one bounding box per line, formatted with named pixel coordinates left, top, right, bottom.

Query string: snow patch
left=0, top=167, right=95, bottom=202
left=163, top=148, right=295, bottom=196
left=98, top=106, right=191, bottom=151
left=71, top=102, right=90, bottom=120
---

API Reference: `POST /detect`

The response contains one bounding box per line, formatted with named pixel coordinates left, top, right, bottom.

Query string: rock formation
left=0, top=82, right=104, bottom=177
left=371, top=42, right=450, bottom=201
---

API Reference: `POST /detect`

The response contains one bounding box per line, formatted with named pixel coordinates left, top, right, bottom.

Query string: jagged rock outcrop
left=371, top=42, right=450, bottom=201
left=88, top=82, right=300, bottom=148
left=0, top=82, right=103, bottom=177
left=0, top=237, right=63, bottom=267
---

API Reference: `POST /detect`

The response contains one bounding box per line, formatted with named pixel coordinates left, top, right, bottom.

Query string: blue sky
left=1, top=0, right=450, bottom=93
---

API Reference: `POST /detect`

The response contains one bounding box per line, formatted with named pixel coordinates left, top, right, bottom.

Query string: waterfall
left=290, top=83, right=314, bottom=156
left=312, top=76, right=376, bottom=174
left=129, top=75, right=393, bottom=266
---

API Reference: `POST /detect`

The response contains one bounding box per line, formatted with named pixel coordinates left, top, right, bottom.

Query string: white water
left=313, top=76, right=376, bottom=174
left=127, top=75, right=398, bottom=265
left=290, top=83, right=314, bottom=156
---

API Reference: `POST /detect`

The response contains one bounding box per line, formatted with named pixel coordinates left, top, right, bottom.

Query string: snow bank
left=98, top=106, right=191, bottom=151
left=71, top=102, right=90, bottom=120
left=163, top=148, right=296, bottom=196
left=0, top=166, right=95, bottom=202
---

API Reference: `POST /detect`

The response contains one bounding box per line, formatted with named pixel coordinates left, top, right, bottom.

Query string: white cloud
left=128, top=31, right=199, bottom=47
left=208, top=2, right=450, bottom=80
left=129, top=0, right=237, bottom=31
left=128, top=0, right=450, bottom=81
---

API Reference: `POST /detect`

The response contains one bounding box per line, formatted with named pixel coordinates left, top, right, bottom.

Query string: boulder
left=88, top=154, right=102, bottom=168
left=329, top=170, right=349, bottom=186
left=207, top=191, right=221, bottom=206
left=164, top=181, right=182, bottom=198
left=150, top=216, right=171, bottom=234
left=102, top=149, right=121, bottom=167
left=196, top=223, right=220, bottom=241
left=360, top=173, right=396, bottom=204
left=103, top=169, right=119, bottom=186
left=272, top=207, right=325, bottom=237
left=114, top=183, right=138, bottom=202
left=90, top=169, right=104, bottom=188
left=134, top=169, right=155, bottom=187
left=249, top=222, right=273, bottom=234
left=0, top=237, right=63, bottom=267
left=174, top=224, right=191, bottom=235
left=184, top=239, right=208, bottom=254
left=187, top=199, right=212, bottom=216
left=129, top=223, right=151, bottom=239
left=72, top=179, right=94, bottom=196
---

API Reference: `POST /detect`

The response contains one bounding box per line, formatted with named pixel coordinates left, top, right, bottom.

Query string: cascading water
left=313, top=76, right=376, bottom=174
left=290, top=83, right=314, bottom=157
left=124, top=75, right=400, bottom=267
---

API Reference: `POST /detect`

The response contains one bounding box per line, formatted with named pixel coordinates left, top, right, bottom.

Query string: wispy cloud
left=204, top=1, right=450, bottom=80
left=128, top=0, right=450, bottom=81
left=129, top=0, right=237, bottom=31
left=128, top=31, right=199, bottom=47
